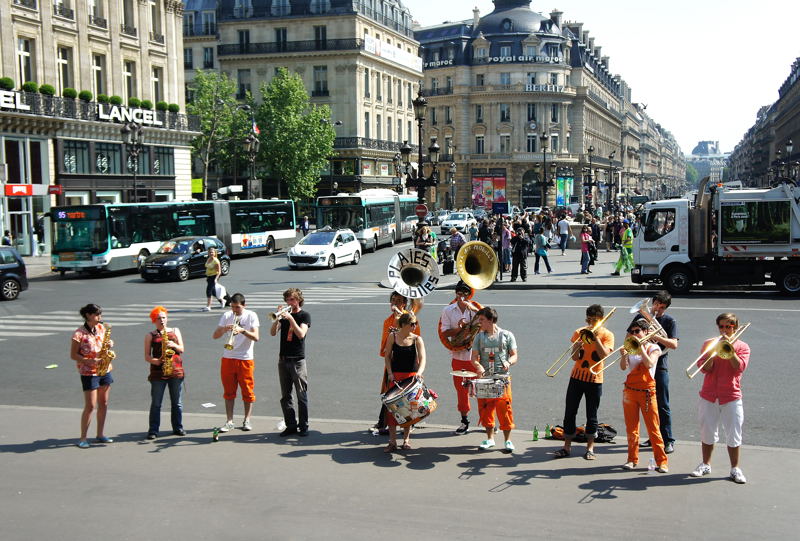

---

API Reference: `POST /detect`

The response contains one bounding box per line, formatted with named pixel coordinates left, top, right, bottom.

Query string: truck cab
left=632, top=199, right=691, bottom=292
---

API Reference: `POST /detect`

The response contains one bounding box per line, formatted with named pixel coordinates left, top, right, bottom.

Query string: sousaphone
left=387, top=247, right=441, bottom=299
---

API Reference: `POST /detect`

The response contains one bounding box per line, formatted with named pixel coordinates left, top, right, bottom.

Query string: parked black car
left=0, top=246, right=28, bottom=300
left=141, top=237, right=231, bottom=282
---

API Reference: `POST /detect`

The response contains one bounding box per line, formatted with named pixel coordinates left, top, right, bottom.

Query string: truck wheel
left=777, top=267, right=800, bottom=296
left=663, top=267, right=692, bottom=294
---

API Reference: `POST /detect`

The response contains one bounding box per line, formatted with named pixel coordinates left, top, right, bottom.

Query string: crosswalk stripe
left=0, top=331, right=55, bottom=337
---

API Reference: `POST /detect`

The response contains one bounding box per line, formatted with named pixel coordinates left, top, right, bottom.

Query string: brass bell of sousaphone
left=387, top=248, right=441, bottom=298
left=455, top=241, right=498, bottom=291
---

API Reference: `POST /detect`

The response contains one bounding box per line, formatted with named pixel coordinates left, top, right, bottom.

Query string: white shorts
left=698, top=397, right=743, bottom=448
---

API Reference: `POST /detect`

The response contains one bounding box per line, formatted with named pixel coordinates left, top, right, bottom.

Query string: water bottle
left=212, top=427, right=220, bottom=442
left=648, top=458, right=656, bottom=473
left=533, top=425, right=539, bottom=441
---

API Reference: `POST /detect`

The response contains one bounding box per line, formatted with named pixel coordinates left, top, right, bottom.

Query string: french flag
left=252, top=121, right=260, bottom=135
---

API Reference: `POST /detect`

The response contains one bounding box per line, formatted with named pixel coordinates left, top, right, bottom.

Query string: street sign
left=48, top=185, right=63, bottom=195
left=415, top=204, right=428, bottom=219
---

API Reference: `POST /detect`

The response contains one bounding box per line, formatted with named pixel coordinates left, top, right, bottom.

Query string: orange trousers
left=478, top=383, right=515, bottom=431
left=451, top=358, right=476, bottom=414
left=622, top=386, right=667, bottom=466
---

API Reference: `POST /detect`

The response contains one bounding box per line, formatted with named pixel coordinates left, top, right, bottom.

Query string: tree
left=255, top=68, right=335, bottom=200
left=686, top=162, right=700, bottom=186
left=186, top=70, right=249, bottom=197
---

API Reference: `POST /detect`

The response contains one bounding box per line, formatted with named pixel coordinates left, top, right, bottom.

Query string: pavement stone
left=1, top=405, right=797, bottom=540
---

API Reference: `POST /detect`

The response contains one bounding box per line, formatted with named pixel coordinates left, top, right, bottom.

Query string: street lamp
left=448, top=161, right=457, bottom=209
left=583, top=145, right=596, bottom=211
left=237, top=105, right=260, bottom=199
left=786, top=139, right=794, bottom=180
left=121, top=121, right=145, bottom=203
left=607, top=150, right=616, bottom=210
left=399, top=90, right=445, bottom=222
left=538, top=132, right=554, bottom=207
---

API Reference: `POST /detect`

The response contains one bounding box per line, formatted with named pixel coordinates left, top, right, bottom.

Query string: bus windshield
left=51, top=208, right=109, bottom=254
left=317, top=207, right=365, bottom=231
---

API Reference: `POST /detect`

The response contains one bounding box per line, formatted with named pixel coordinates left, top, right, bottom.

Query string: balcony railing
left=183, top=24, right=217, bottom=37
left=311, top=89, right=329, bottom=97
left=89, top=14, right=107, bottom=28
left=13, top=0, right=38, bottom=9
left=218, top=38, right=363, bottom=56
left=0, top=90, right=200, bottom=132
left=121, top=24, right=138, bottom=37
left=150, top=32, right=165, bottom=44
left=53, top=3, right=74, bottom=19
left=334, top=137, right=417, bottom=152
left=421, top=87, right=454, bottom=96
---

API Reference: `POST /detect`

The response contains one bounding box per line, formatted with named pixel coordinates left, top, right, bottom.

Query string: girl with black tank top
left=383, top=313, right=427, bottom=453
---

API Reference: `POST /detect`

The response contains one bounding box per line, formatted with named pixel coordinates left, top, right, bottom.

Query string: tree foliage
left=255, top=68, right=335, bottom=201
left=686, top=162, right=700, bottom=185
left=187, top=70, right=250, bottom=192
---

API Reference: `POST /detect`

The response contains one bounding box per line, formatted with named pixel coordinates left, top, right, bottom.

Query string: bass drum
left=381, top=376, right=437, bottom=428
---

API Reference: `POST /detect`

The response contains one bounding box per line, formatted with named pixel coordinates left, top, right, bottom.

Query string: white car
left=441, top=212, right=477, bottom=235
left=287, top=228, right=361, bottom=269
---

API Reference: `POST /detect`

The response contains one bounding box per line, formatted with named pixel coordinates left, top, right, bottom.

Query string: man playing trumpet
left=554, top=304, right=614, bottom=460
left=690, top=313, right=750, bottom=484
left=212, top=293, right=260, bottom=432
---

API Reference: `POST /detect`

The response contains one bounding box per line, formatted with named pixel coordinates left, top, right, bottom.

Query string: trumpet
left=591, top=324, right=664, bottom=375
left=269, top=306, right=291, bottom=321
left=223, top=315, right=242, bottom=350
left=546, top=307, right=616, bottom=377
left=686, top=322, right=750, bottom=379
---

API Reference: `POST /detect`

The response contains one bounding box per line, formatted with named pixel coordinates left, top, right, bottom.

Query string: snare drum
left=471, top=377, right=508, bottom=399
left=381, top=376, right=438, bottom=428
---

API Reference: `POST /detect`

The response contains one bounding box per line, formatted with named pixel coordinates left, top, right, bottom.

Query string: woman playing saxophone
left=70, top=303, right=114, bottom=449
left=144, top=306, right=185, bottom=440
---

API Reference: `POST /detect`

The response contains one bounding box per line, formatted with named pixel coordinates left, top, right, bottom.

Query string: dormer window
left=502, top=18, right=513, bottom=32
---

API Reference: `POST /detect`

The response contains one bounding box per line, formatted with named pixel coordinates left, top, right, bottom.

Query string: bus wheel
left=389, top=232, right=395, bottom=247
left=265, top=237, right=275, bottom=256
left=776, top=266, right=800, bottom=296
left=177, top=265, right=190, bottom=281
left=369, top=236, right=378, bottom=253
left=136, top=250, right=150, bottom=270
left=59, top=270, right=66, bottom=278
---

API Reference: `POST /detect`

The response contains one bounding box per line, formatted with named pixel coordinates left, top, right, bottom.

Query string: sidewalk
left=1, top=405, right=797, bottom=540
left=21, top=254, right=52, bottom=280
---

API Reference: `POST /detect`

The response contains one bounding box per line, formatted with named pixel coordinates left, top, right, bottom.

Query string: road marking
left=0, top=331, right=56, bottom=337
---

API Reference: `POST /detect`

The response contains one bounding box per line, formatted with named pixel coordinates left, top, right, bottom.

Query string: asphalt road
left=2, top=239, right=798, bottom=448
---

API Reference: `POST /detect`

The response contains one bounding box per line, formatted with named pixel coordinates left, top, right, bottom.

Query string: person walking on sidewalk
left=212, top=293, right=260, bottom=432
left=690, top=313, right=750, bottom=484
left=71, top=303, right=115, bottom=449
left=619, top=318, right=669, bottom=472
left=533, top=229, right=552, bottom=274
left=557, top=215, right=571, bottom=255
left=611, top=220, right=634, bottom=275
left=510, top=228, right=530, bottom=282
left=270, top=288, right=311, bottom=437
left=579, top=225, right=595, bottom=274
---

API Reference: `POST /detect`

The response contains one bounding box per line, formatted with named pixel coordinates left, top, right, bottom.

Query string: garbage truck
left=631, top=177, right=800, bottom=295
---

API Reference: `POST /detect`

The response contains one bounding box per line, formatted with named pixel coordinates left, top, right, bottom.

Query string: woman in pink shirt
left=579, top=225, right=594, bottom=274
left=690, top=313, right=750, bottom=484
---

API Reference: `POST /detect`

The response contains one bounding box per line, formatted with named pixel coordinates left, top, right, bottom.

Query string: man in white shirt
left=557, top=215, right=571, bottom=255
left=439, top=281, right=480, bottom=434
left=212, top=293, right=260, bottom=432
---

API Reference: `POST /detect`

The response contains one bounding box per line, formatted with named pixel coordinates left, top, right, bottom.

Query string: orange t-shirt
left=569, top=327, right=614, bottom=384
left=380, top=312, right=421, bottom=357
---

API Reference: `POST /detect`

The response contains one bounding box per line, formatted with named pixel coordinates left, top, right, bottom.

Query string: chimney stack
left=473, top=7, right=480, bottom=27
left=550, top=9, right=562, bottom=27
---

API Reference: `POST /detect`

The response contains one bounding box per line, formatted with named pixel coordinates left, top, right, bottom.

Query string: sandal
left=384, top=443, right=398, bottom=453
left=553, top=448, right=570, bottom=458
left=584, top=450, right=596, bottom=460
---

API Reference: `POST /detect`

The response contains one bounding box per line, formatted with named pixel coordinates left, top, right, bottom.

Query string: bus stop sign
left=415, top=204, right=428, bottom=219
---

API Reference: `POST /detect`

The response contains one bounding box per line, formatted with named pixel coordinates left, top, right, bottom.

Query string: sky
left=400, top=0, right=800, bottom=154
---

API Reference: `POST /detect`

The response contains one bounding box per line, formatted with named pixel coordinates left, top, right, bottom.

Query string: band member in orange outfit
left=620, top=318, right=668, bottom=472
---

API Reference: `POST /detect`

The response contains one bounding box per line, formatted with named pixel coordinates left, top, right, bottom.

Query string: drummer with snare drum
left=470, top=307, right=518, bottom=453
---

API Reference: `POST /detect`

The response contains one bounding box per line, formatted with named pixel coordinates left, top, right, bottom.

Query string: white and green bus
left=50, top=199, right=296, bottom=274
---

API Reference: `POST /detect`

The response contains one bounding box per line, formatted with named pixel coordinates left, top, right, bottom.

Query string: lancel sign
left=96, top=104, right=163, bottom=126
left=0, top=90, right=31, bottom=111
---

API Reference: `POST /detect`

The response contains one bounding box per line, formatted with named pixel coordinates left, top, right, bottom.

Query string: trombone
left=545, top=307, right=616, bottom=377
left=686, top=322, right=751, bottom=379
left=591, top=322, right=665, bottom=375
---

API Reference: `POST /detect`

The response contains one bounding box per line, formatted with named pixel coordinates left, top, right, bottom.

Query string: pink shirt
left=698, top=339, right=750, bottom=404
left=72, top=324, right=108, bottom=376
left=580, top=232, right=592, bottom=253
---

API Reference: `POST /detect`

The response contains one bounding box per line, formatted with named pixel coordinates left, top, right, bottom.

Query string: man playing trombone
left=690, top=313, right=750, bottom=484
left=212, top=293, right=260, bottom=432
left=634, top=292, right=679, bottom=454
left=554, top=304, right=614, bottom=460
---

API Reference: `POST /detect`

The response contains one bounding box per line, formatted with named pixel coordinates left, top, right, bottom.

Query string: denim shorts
left=81, top=373, right=114, bottom=391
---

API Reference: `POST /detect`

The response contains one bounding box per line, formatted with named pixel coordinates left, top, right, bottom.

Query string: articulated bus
left=315, top=189, right=418, bottom=252
left=50, top=199, right=296, bottom=274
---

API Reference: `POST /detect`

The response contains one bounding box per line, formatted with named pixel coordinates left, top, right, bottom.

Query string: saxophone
left=160, top=328, right=175, bottom=377
left=96, top=323, right=115, bottom=376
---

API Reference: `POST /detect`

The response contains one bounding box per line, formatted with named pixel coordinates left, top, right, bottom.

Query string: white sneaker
left=730, top=467, right=747, bottom=484
left=242, top=419, right=252, bottom=431
left=479, top=439, right=495, bottom=450
left=202, top=306, right=211, bottom=312
left=504, top=440, right=515, bottom=452
left=690, top=462, right=711, bottom=477
left=219, top=420, right=235, bottom=432
left=454, top=422, right=469, bottom=435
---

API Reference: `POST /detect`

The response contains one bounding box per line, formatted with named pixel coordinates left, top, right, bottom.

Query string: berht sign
left=97, top=104, right=163, bottom=126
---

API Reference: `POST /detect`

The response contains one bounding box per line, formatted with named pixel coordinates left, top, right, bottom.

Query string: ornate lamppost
left=583, top=145, right=597, bottom=212
left=537, top=132, right=555, bottom=207
left=606, top=150, right=616, bottom=210
left=448, top=161, right=457, bottom=209
left=121, top=121, right=145, bottom=202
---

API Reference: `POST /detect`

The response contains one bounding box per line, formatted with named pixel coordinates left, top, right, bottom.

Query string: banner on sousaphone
left=387, top=248, right=440, bottom=298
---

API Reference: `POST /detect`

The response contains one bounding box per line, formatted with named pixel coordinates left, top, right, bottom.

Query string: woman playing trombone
left=690, top=313, right=750, bottom=484
left=619, top=319, right=668, bottom=472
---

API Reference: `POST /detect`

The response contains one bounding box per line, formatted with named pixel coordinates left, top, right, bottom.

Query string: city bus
left=50, top=199, right=296, bottom=274
left=315, top=189, right=418, bottom=252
